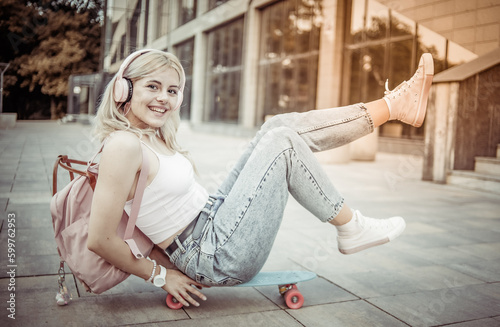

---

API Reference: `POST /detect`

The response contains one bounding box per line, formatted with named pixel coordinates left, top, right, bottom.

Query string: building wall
left=136, top=0, right=342, bottom=135
left=101, top=0, right=497, bottom=140
left=454, top=64, right=500, bottom=170
left=378, top=0, right=500, bottom=56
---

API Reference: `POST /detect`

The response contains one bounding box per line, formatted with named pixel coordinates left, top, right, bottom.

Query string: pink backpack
left=50, top=143, right=153, bottom=295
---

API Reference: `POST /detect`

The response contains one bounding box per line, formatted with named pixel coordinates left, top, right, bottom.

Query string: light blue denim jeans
left=169, top=104, right=374, bottom=286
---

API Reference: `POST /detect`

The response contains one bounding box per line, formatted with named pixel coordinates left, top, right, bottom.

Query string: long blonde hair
left=94, top=49, right=189, bottom=159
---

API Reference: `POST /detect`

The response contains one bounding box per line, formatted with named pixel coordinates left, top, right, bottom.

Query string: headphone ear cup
left=113, top=78, right=133, bottom=103
left=113, top=78, right=130, bottom=103
left=174, top=90, right=183, bottom=111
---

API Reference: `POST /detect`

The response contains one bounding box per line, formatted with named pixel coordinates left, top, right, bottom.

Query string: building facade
left=97, top=0, right=498, bottom=148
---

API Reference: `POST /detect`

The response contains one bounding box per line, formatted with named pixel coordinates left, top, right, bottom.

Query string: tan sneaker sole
left=412, top=53, right=434, bottom=128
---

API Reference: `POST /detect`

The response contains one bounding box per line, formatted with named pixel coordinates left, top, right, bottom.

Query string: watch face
left=154, top=276, right=165, bottom=287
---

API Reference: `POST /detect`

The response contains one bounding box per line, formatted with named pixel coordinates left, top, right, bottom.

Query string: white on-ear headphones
left=113, top=49, right=184, bottom=111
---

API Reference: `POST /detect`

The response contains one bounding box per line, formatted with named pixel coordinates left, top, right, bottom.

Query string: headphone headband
left=115, top=49, right=154, bottom=82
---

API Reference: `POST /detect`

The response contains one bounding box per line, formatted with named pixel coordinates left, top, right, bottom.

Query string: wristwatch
left=153, top=265, right=167, bottom=288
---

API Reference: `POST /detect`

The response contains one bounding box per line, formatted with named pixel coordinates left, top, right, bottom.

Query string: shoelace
left=384, top=67, right=421, bottom=98
left=357, top=211, right=395, bottom=230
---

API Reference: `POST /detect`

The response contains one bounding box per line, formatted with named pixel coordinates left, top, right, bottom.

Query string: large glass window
left=344, top=0, right=477, bottom=139
left=257, top=0, right=322, bottom=122
left=206, top=18, right=244, bottom=123
left=143, top=0, right=149, bottom=45
left=178, top=0, right=197, bottom=26
left=119, top=34, right=126, bottom=60
left=110, top=0, right=142, bottom=59
left=174, top=38, right=195, bottom=120
left=155, top=0, right=169, bottom=38
left=129, top=0, right=141, bottom=50
left=108, top=1, right=127, bottom=65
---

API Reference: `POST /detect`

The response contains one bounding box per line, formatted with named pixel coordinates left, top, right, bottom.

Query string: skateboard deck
left=166, top=271, right=316, bottom=310
left=235, top=270, right=316, bottom=288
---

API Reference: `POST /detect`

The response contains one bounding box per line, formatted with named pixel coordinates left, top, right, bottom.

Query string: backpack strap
left=52, top=156, right=87, bottom=195
left=52, top=142, right=106, bottom=196
left=124, top=144, right=150, bottom=258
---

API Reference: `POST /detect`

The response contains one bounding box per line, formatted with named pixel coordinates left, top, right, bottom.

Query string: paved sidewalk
left=1, top=121, right=499, bottom=327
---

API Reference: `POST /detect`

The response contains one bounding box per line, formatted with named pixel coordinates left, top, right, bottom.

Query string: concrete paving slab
left=16, top=232, right=55, bottom=257
left=18, top=156, right=44, bottom=163
left=345, top=246, right=433, bottom=270
left=2, top=192, right=52, bottom=205
left=432, top=217, right=500, bottom=233
left=399, top=231, right=479, bottom=249
left=453, top=228, right=500, bottom=243
left=0, top=275, right=188, bottom=327
left=367, top=283, right=500, bottom=327
left=13, top=173, right=50, bottom=182
left=445, top=318, right=500, bottom=327
left=288, top=235, right=435, bottom=279
left=181, top=287, right=278, bottom=319
left=14, top=254, right=62, bottom=277
left=403, top=221, right=447, bottom=234
left=15, top=165, right=47, bottom=174
left=288, top=300, right=407, bottom=327
left=449, top=259, right=500, bottom=282
left=12, top=181, right=50, bottom=194
left=142, top=310, right=304, bottom=327
left=2, top=203, right=52, bottom=229
left=77, top=274, right=161, bottom=297
left=464, top=217, right=500, bottom=230
left=410, top=247, right=484, bottom=265
left=0, top=161, right=19, bottom=170
left=451, top=242, right=500, bottom=260
left=0, top=183, right=12, bottom=194
left=0, top=228, right=61, bottom=278
left=322, top=265, right=483, bottom=298
left=0, top=198, right=8, bottom=211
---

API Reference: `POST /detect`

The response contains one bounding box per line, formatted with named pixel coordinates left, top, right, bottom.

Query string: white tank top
left=124, top=143, right=208, bottom=244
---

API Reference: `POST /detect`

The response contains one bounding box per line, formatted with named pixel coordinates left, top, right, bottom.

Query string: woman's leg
left=216, top=53, right=433, bottom=198
left=216, top=103, right=374, bottom=198
left=326, top=100, right=395, bottom=238
left=365, top=99, right=390, bottom=128
left=206, top=53, right=433, bottom=281
left=211, top=127, right=348, bottom=282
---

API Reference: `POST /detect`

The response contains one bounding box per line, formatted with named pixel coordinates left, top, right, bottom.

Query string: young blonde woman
left=88, top=49, right=434, bottom=307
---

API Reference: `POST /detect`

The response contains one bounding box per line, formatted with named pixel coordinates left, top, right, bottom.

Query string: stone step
left=447, top=170, right=500, bottom=194
left=475, top=157, right=500, bottom=176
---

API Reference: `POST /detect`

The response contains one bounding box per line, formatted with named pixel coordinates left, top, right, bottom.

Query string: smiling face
left=126, top=66, right=181, bottom=129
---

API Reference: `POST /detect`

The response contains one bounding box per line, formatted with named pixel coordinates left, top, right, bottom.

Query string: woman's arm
left=149, top=246, right=176, bottom=269
left=87, top=132, right=154, bottom=279
left=87, top=132, right=207, bottom=306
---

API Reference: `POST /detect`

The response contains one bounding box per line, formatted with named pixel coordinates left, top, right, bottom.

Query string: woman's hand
left=163, top=270, right=209, bottom=307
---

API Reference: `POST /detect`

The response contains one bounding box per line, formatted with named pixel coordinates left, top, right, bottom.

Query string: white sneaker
left=383, top=53, right=434, bottom=128
left=337, top=210, right=406, bottom=255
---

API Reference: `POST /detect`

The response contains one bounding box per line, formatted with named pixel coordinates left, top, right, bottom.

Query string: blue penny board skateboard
left=166, top=271, right=317, bottom=310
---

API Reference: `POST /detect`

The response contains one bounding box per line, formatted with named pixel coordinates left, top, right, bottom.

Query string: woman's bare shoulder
left=101, top=131, right=142, bottom=163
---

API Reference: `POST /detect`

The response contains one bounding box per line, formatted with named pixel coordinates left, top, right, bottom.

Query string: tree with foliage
left=0, top=0, right=103, bottom=119
left=0, top=0, right=42, bottom=118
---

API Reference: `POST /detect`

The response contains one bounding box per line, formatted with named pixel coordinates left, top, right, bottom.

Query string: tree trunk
left=50, top=97, right=57, bottom=120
